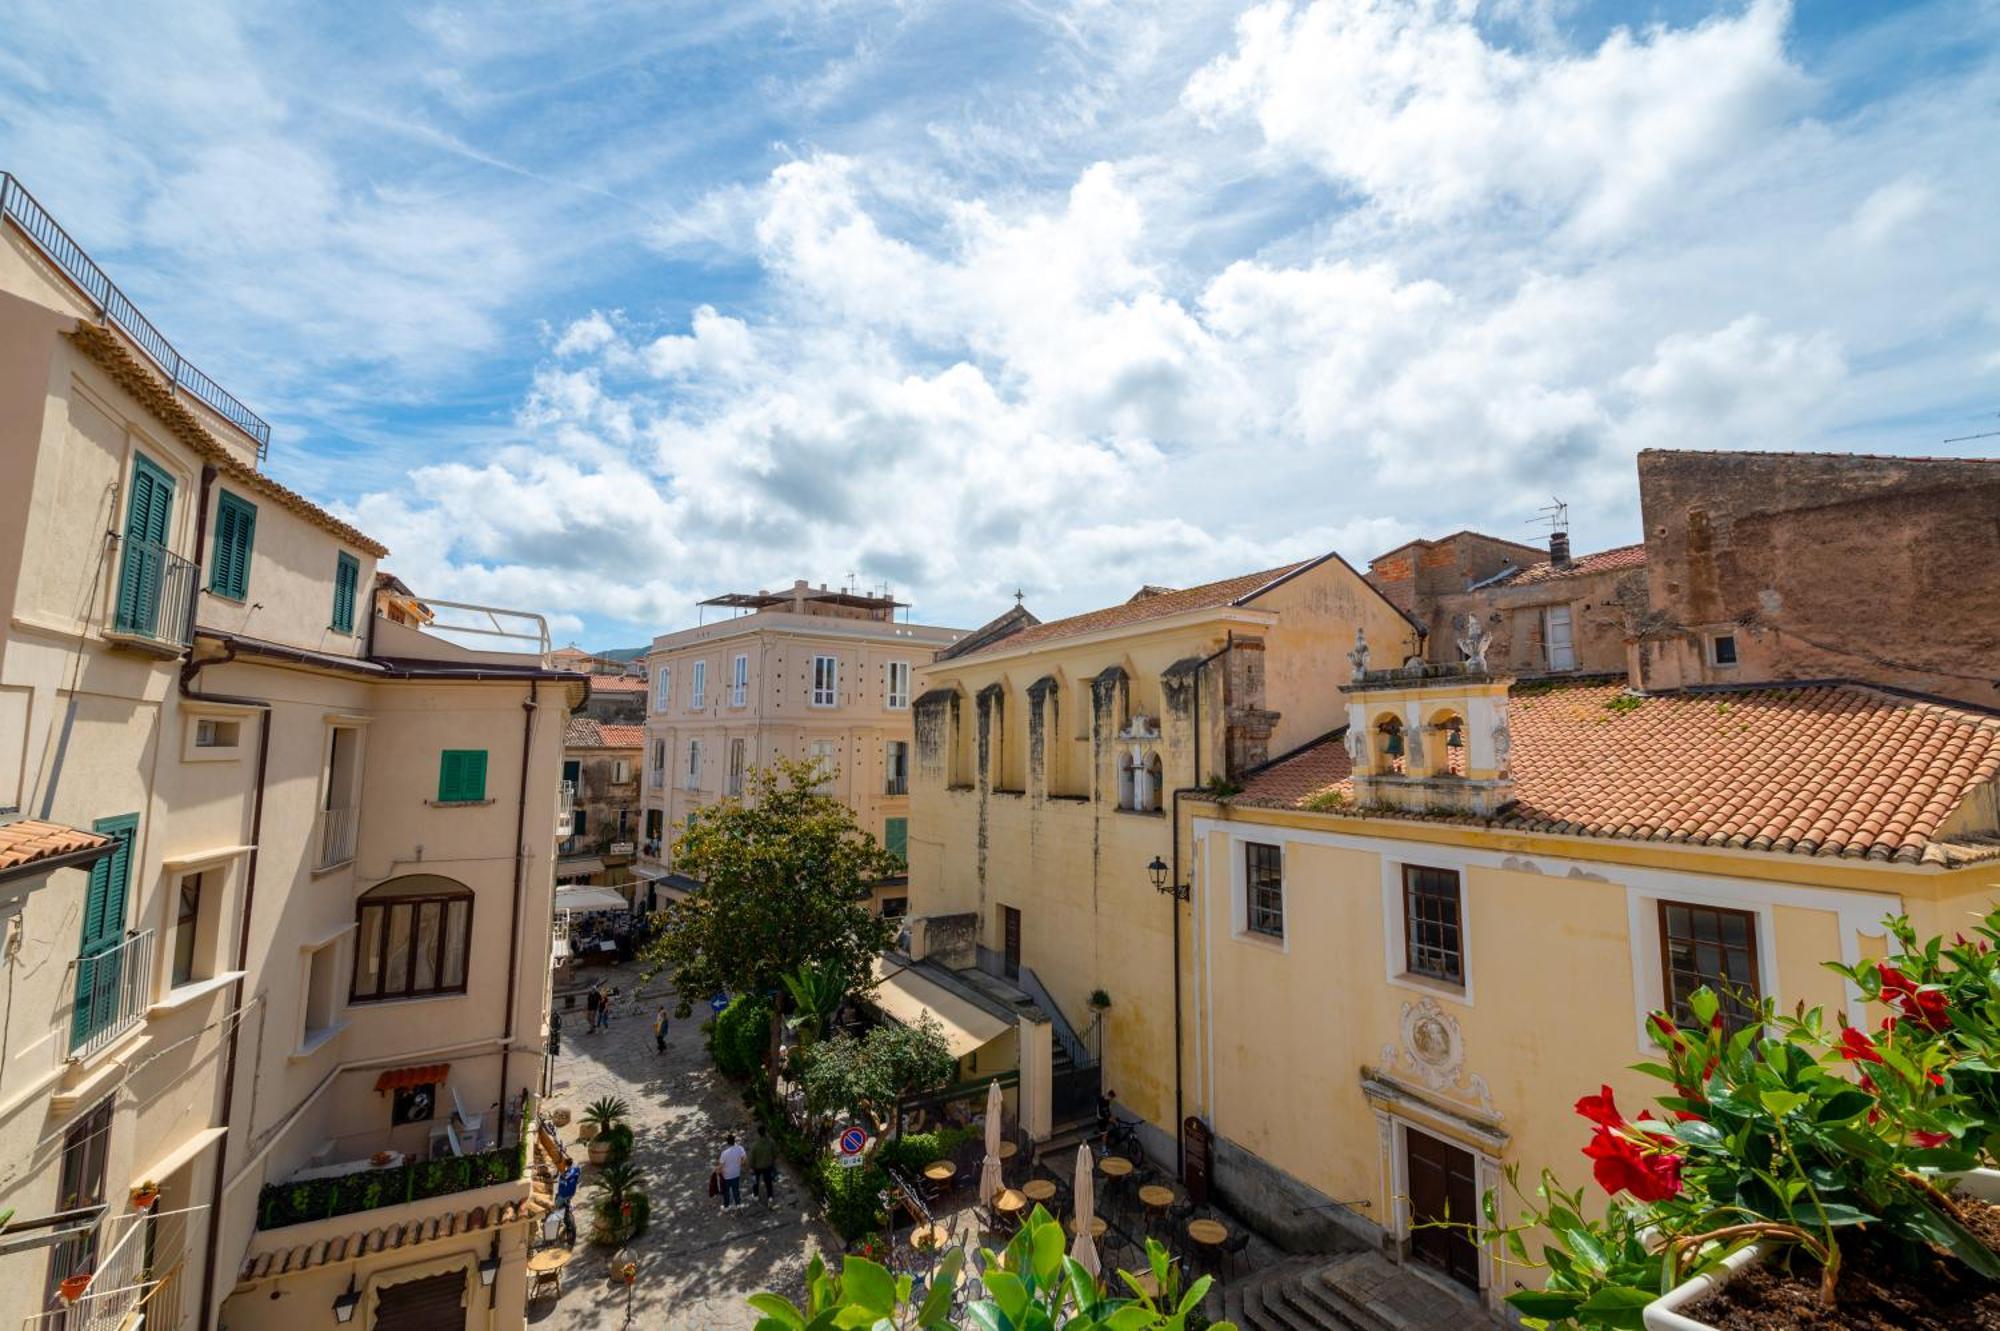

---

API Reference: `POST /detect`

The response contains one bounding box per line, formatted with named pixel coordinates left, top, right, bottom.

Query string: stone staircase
left=1218, top=1251, right=1495, bottom=1331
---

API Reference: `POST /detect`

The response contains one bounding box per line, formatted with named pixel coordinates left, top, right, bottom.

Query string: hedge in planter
left=712, top=994, right=773, bottom=1080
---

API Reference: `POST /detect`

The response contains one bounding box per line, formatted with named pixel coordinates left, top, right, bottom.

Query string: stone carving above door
left=1378, top=996, right=1498, bottom=1116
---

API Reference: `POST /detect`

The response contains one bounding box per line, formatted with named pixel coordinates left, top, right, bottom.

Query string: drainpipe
left=185, top=642, right=271, bottom=1329
left=501, top=680, right=538, bottom=1145
left=1164, top=635, right=1233, bottom=1179
left=185, top=465, right=215, bottom=644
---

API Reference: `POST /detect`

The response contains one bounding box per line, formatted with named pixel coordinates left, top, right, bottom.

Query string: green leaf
left=1505, top=1290, right=1586, bottom=1318
left=1758, top=1089, right=1808, bottom=1118
left=1815, top=1089, right=1875, bottom=1124
left=982, top=1271, right=1029, bottom=1324
left=1671, top=1119, right=1724, bottom=1148
left=1574, top=1284, right=1657, bottom=1331
left=916, top=1250, right=963, bottom=1327
left=1688, top=987, right=1720, bottom=1028
left=1103, top=1308, right=1157, bottom=1331
left=841, top=1257, right=897, bottom=1317
left=748, top=1294, right=807, bottom=1329
left=1030, top=1217, right=1066, bottom=1283
left=1178, top=1274, right=1213, bottom=1315
left=962, top=1303, right=1010, bottom=1331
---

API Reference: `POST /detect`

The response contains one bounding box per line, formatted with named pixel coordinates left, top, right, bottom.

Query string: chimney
left=1549, top=530, right=1571, bottom=568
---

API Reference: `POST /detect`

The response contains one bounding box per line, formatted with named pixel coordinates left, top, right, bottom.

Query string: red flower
left=1878, top=964, right=1951, bottom=1032
left=1910, top=1130, right=1952, bottom=1149
left=1838, top=1027, right=1884, bottom=1064
left=1583, top=1126, right=1684, bottom=1202
left=1575, top=1085, right=1624, bottom=1129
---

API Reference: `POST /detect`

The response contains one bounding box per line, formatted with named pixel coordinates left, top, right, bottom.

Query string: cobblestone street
left=530, top=965, right=838, bottom=1330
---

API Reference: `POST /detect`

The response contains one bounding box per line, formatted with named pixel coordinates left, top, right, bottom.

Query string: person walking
left=599, top=985, right=616, bottom=1029
left=584, top=984, right=601, bottom=1034
left=749, top=1127, right=779, bottom=1205
left=718, top=1134, right=747, bottom=1209
left=654, top=1006, right=669, bottom=1054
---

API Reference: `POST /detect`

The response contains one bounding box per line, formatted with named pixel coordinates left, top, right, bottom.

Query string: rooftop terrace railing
left=0, top=171, right=272, bottom=461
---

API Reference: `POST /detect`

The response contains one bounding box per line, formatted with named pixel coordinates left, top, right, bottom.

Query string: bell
left=1385, top=731, right=1405, bottom=759
left=1446, top=723, right=1463, bottom=750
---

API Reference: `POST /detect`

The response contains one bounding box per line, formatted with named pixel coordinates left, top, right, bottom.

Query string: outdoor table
left=911, top=1223, right=952, bottom=1253
left=527, top=1246, right=572, bottom=1300
left=1126, top=1270, right=1161, bottom=1298
left=1021, top=1178, right=1057, bottom=1204
left=923, top=1160, right=957, bottom=1182
left=1138, top=1184, right=1175, bottom=1208
left=994, top=1189, right=1027, bottom=1215
left=1187, top=1219, right=1228, bottom=1249
left=1069, top=1216, right=1108, bottom=1239
left=1098, top=1156, right=1134, bottom=1178
left=996, top=1141, right=1018, bottom=1160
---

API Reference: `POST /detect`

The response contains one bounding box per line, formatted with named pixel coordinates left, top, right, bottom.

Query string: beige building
left=902, top=557, right=1417, bottom=1152
left=640, top=582, right=966, bottom=915
left=0, top=172, right=580, bottom=1331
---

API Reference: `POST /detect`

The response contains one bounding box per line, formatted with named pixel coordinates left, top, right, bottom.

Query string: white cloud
left=1847, top=176, right=1932, bottom=248
left=554, top=311, right=618, bottom=357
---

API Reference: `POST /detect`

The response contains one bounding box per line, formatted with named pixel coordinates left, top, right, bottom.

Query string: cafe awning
left=557, top=856, right=607, bottom=877
left=375, top=1063, right=449, bottom=1093
left=868, top=958, right=1012, bottom=1058
left=554, top=885, right=629, bottom=913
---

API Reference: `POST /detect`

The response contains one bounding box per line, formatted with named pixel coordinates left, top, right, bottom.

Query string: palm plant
left=781, top=957, right=851, bottom=1048
left=589, top=1160, right=650, bottom=1243
left=582, top=1096, right=632, bottom=1132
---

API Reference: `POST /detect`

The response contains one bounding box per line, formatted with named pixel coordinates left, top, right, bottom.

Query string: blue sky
left=2, top=0, right=1996, bottom=647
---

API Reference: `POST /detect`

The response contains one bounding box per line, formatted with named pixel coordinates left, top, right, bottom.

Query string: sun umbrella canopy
left=979, top=1079, right=1004, bottom=1206
left=1070, top=1143, right=1100, bottom=1279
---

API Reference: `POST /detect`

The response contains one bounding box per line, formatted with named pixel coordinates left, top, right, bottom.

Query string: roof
left=934, top=604, right=1041, bottom=662
left=0, top=819, right=114, bottom=881
left=948, top=560, right=1315, bottom=660
left=564, top=717, right=645, bottom=749
left=66, top=323, right=390, bottom=558
left=868, top=957, right=1013, bottom=1057
left=584, top=674, right=646, bottom=691
left=1368, top=529, right=1548, bottom=566
left=1484, top=542, right=1647, bottom=588
left=1225, top=679, right=2000, bottom=866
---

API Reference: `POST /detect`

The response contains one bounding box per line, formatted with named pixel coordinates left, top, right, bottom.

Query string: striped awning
left=374, top=1063, right=449, bottom=1093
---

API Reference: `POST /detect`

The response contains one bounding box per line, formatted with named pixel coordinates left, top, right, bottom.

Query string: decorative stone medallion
left=1400, top=997, right=1463, bottom=1091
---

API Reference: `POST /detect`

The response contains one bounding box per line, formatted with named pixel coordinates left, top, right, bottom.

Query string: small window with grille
left=1659, top=901, right=1761, bottom=1033
left=1402, top=865, right=1463, bottom=985
left=1245, top=842, right=1284, bottom=938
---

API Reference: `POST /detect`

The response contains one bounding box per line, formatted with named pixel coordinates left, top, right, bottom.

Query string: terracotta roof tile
left=951, top=561, right=1313, bottom=660
left=0, top=819, right=113, bottom=877
left=565, top=717, right=600, bottom=747
left=1490, top=542, right=1647, bottom=587
left=1229, top=680, right=2000, bottom=865
left=565, top=717, right=645, bottom=749
left=583, top=675, right=646, bottom=692
left=594, top=724, right=646, bottom=748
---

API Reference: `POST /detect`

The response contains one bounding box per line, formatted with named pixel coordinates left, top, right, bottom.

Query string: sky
left=2, top=0, right=1997, bottom=648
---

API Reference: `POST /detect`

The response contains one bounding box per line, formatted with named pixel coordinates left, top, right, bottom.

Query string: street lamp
left=478, top=1236, right=501, bottom=1287
left=1146, top=853, right=1190, bottom=1180
left=332, top=1276, right=362, bottom=1324
left=1147, top=855, right=1188, bottom=902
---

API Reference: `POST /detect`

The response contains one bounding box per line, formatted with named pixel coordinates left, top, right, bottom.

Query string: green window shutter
left=117, top=456, right=175, bottom=634
left=439, top=750, right=488, bottom=802
left=209, top=491, right=256, bottom=599
left=74, top=814, right=138, bottom=1049
left=884, top=817, right=908, bottom=864
left=332, top=553, right=359, bottom=633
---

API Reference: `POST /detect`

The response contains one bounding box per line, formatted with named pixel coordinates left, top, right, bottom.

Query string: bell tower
left=1338, top=629, right=1516, bottom=817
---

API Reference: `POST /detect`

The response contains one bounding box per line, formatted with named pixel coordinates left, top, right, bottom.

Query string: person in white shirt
left=717, top=1134, right=748, bottom=1208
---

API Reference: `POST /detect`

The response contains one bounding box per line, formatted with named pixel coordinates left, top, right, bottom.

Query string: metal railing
left=556, top=781, right=576, bottom=838
left=316, top=805, right=358, bottom=868
left=26, top=1202, right=202, bottom=1331
left=1, top=172, right=271, bottom=460
left=108, top=537, right=197, bottom=650
left=401, top=597, right=553, bottom=662
left=67, top=929, right=154, bottom=1060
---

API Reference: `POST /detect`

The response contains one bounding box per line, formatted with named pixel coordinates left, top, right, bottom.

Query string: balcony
left=555, top=781, right=575, bottom=839
left=316, top=805, right=358, bottom=869
left=27, top=1202, right=203, bottom=1331
left=105, top=537, right=196, bottom=655
left=255, top=1137, right=526, bottom=1231
left=67, top=929, right=153, bottom=1060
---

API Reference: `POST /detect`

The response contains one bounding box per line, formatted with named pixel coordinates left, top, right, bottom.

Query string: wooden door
left=1001, top=905, right=1021, bottom=979
left=1405, top=1128, right=1480, bottom=1290
left=373, top=1270, right=468, bottom=1331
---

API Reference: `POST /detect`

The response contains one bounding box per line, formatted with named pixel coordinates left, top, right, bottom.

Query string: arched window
left=1118, top=754, right=1138, bottom=810
left=1144, top=753, right=1164, bottom=812
left=1375, top=716, right=1406, bottom=776
left=353, top=875, right=474, bottom=1002
left=1430, top=711, right=1467, bottom=777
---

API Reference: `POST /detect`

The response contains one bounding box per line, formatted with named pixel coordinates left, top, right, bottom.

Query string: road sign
left=838, top=1126, right=867, bottom=1156
left=709, top=993, right=730, bottom=1013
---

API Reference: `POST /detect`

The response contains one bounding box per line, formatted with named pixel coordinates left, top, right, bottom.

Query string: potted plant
left=128, top=1181, right=159, bottom=1209
left=57, top=1272, right=91, bottom=1304
left=588, top=1161, right=649, bottom=1245
left=581, top=1097, right=631, bottom=1167
left=369, top=1150, right=394, bottom=1168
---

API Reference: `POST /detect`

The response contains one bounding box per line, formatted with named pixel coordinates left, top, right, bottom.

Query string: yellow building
left=0, top=172, right=580, bottom=1331
left=904, top=556, right=1417, bottom=1148
left=1183, top=658, right=2000, bottom=1313
left=641, top=580, right=967, bottom=915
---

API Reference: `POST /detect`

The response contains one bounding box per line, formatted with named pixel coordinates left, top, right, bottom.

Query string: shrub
left=712, top=994, right=772, bottom=1080
left=877, top=1125, right=975, bottom=1176
left=816, top=1153, right=889, bottom=1241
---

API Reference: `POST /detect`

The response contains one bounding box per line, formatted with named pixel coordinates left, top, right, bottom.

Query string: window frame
left=811, top=655, right=839, bottom=707
left=171, top=872, right=203, bottom=989
left=727, top=737, right=746, bottom=797
left=1543, top=603, right=1576, bottom=671
left=730, top=653, right=749, bottom=707
left=350, top=886, right=475, bottom=1004
left=436, top=749, right=489, bottom=804
left=331, top=552, right=360, bottom=634
left=654, top=665, right=671, bottom=712
left=885, top=740, right=909, bottom=796
left=684, top=738, right=702, bottom=791
left=208, top=489, right=257, bottom=601
left=1401, top=865, right=1465, bottom=988
left=886, top=660, right=911, bottom=710
left=690, top=660, right=707, bottom=710
left=1244, top=841, right=1284, bottom=939
left=1657, top=900, right=1762, bottom=1034
left=884, top=816, right=908, bottom=866
left=1709, top=632, right=1739, bottom=667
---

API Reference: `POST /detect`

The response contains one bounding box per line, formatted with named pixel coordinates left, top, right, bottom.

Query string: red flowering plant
left=1466, top=983, right=2000, bottom=1330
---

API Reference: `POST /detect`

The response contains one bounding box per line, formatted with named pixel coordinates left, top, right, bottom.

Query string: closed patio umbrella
left=1070, top=1143, right=1100, bottom=1279
left=979, top=1079, right=1004, bottom=1206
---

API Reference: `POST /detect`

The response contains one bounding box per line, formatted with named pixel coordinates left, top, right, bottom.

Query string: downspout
left=186, top=642, right=271, bottom=1329
left=1166, top=634, right=1233, bottom=1179
left=502, top=680, right=538, bottom=1145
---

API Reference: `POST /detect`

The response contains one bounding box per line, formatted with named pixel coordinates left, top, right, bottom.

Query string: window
left=209, top=490, right=256, bottom=600
left=45, top=1096, right=113, bottom=1313
left=1543, top=604, right=1575, bottom=671
left=731, top=654, right=749, bottom=707
left=1245, top=842, right=1284, bottom=937
left=654, top=665, right=671, bottom=712
left=808, top=739, right=837, bottom=791
left=884, top=816, right=908, bottom=865
left=1659, top=902, right=1761, bottom=1033
left=1402, top=866, right=1464, bottom=985
left=352, top=878, right=474, bottom=1002
left=319, top=725, right=362, bottom=868
left=885, top=740, right=909, bottom=796
left=195, top=718, right=239, bottom=749
left=650, top=738, right=666, bottom=788
left=886, top=661, right=911, bottom=710
left=114, top=453, right=175, bottom=639
left=611, top=758, right=631, bottom=784
left=691, top=660, right=707, bottom=709
left=437, top=749, right=488, bottom=803
left=303, top=936, right=342, bottom=1045
left=171, top=873, right=203, bottom=988
left=72, top=814, right=137, bottom=1052
left=881, top=896, right=908, bottom=919
left=685, top=739, right=702, bottom=790
left=331, top=552, right=360, bottom=634
left=1710, top=633, right=1739, bottom=667
left=727, top=738, right=746, bottom=796
left=811, top=655, right=838, bottom=707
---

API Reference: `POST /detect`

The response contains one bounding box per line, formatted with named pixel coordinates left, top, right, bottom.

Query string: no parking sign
left=836, top=1125, right=868, bottom=1168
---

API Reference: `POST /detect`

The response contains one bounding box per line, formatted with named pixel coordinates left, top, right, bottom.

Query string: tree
left=799, top=1014, right=957, bottom=1143
left=781, top=957, right=849, bottom=1048
left=643, top=757, right=899, bottom=1080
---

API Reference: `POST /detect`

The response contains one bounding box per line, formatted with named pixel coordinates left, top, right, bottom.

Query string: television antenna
left=1528, top=497, right=1569, bottom=535
left=1943, top=413, right=2000, bottom=446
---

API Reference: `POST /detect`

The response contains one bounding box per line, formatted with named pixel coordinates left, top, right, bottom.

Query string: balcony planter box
left=1643, top=1168, right=2000, bottom=1331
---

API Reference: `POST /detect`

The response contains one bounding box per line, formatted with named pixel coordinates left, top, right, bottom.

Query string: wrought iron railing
left=556, top=781, right=575, bottom=838
left=68, top=929, right=153, bottom=1059
left=316, top=805, right=358, bottom=868
left=255, top=1139, right=524, bottom=1230
left=109, top=537, right=197, bottom=650
left=26, top=1202, right=202, bottom=1331
left=0, top=172, right=271, bottom=459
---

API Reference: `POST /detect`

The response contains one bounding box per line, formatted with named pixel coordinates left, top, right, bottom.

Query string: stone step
left=1310, top=1252, right=1485, bottom=1331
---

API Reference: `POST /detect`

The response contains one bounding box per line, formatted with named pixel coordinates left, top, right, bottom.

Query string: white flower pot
left=1642, top=1168, right=2000, bottom=1331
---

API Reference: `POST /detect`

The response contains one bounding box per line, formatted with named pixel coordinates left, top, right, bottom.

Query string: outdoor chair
left=1221, top=1231, right=1251, bottom=1279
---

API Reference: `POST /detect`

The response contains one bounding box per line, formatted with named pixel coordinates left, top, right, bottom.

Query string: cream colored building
left=0, top=172, right=580, bottom=1331
left=902, top=557, right=1417, bottom=1152
left=640, top=582, right=965, bottom=915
